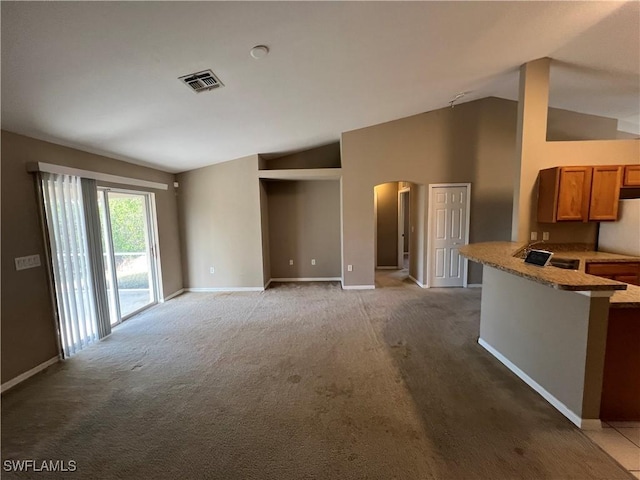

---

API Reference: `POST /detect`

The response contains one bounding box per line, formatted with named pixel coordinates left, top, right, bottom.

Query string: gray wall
left=1, top=130, right=183, bottom=384
left=546, top=107, right=619, bottom=141
left=262, top=143, right=341, bottom=170
left=375, top=182, right=399, bottom=267
left=266, top=180, right=341, bottom=279
left=341, top=97, right=518, bottom=287
left=479, top=266, right=609, bottom=420
left=259, top=181, right=271, bottom=285
left=177, top=155, right=265, bottom=289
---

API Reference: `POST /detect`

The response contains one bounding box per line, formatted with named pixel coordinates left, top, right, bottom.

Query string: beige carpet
left=1, top=275, right=633, bottom=479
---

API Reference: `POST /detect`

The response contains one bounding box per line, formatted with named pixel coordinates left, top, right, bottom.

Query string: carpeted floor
left=1, top=273, right=633, bottom=479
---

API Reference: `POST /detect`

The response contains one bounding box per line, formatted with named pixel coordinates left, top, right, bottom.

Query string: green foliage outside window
left=109, top=198, right=146, bottom=253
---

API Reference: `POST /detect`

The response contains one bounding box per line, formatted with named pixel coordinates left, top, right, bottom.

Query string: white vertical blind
left=42, top=174, right=99, bottom=356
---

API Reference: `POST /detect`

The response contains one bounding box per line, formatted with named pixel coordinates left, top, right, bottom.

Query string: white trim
left=375, top=266, right=397, bottom=270
left=162, top=289, right=184, bottom=302
left=186, top=287, right=264, bottom=292
left=409, top=275, right=427, bottom=288
left=341, top=282, right=375, bottom=290
left=576, top=290, right=615, bottom=298
left=28, top=162, right=168, bottom=190
left=258, top=168, right=342, bottom=181
left=374, top=188, right=379, bottom=268
left=270, top=277, right=341, bottom=282
left=467, top=283, right=483, bottom=288
left=264, top=279, right=273, bottom=289
left=426, top=183, right=471, bottom=288
left=1, top=356, right=60, bottom=393
left=478, top=338, right=592, bottom=429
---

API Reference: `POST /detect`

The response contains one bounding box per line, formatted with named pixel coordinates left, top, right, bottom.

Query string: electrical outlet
left=347, top=265, right=353, bottom=272
left=15, top=254, right=41, bottom=271
left=209, top=267, right=215, bottom=274
left=289, top=259, right=294, bottom=266
left=530, top=231, right=538, bottom=241
left=542, top=232, right=550, bottom=241
left=311, top=259, right=316, bottom=266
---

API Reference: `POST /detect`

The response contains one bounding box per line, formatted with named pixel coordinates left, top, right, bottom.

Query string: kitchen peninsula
left=460, top=242, right=640, bottom=428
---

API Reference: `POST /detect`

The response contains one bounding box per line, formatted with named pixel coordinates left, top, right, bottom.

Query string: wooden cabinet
left=537, top=165, right=622, bottom=222
left=585, top=262, right=640, bottom=286
left=600, top=306, right=640, bottom=421
left=589, top=166, right=623, bottom=221
left=623, top=165, right=640, bottom=187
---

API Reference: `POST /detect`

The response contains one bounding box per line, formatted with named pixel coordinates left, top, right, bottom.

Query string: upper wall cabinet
left=537, top=165, right=622, bottom=223
left=623, top=165, right=640, bottom=187
left=589, top=166, right=623, bottom=221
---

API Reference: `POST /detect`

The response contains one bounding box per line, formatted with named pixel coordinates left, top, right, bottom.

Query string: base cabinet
left=600, top=307, right=640, bottom=421
left=585, top=262, right=640, bottom=286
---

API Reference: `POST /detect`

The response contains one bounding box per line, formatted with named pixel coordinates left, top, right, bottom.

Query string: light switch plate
left=15, top=254, right=41, bottom=271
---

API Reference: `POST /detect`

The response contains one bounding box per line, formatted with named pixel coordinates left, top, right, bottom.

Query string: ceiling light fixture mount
left=250, top=45, right=269, bottom=59
left=449, top=92, right=466, bottom=108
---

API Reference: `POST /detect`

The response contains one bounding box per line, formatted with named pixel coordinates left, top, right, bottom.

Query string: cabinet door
left=556, top=167, right=592, bottom=221
left=589, top=166, right=622, bottom=221
left=623, top=165, right=640, bottom=187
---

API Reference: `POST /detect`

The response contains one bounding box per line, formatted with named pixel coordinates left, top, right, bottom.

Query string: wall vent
left=178, top=69, right=224, bottom=93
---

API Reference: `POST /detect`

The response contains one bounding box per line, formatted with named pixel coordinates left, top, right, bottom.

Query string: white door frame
left=98, top=187, right=162, bottom=323
left=397, top=188, right=410, bottom=268
left=426, top=183, right=471, bottom=288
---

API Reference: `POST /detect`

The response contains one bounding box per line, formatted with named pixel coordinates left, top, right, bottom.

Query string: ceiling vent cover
left=178, top=69, right=224, bottom=93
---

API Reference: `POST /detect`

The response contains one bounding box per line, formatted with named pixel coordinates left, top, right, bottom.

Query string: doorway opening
left=373, top=181, right=423, bottom=288
left=98, top=188, right=160, bottom=325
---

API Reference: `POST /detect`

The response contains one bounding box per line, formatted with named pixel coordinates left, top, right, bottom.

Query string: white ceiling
left=2, top=1, right=639, bottom=173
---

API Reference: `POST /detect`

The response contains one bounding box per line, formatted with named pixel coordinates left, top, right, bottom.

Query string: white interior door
left=430, top=185, right=469, bottom=287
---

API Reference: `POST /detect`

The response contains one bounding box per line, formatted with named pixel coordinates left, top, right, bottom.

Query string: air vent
left=178, top=69, right=224, bottom=93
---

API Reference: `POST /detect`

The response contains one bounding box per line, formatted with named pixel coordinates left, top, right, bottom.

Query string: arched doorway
left=373, top=181, right=425, bottom=288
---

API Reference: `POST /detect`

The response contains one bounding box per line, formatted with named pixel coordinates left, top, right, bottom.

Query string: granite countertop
left=459, top=242, right=640, bottom=307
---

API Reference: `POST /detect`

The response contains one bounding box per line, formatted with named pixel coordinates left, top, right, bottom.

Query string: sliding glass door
left=98, top=189, right=158, bottom=324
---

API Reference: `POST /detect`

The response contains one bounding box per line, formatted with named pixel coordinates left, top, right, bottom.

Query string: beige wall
left=480, top=266, right=609, bottom=420
left=341, top=97, right=518, bottom=287
left=262, top=143, right=341, bottom=170
left=177, top=155, right=265, bottom=289
left=1, top=130, right=182, bottom=384
left=266, top=180, right=341, bottom=279
left=513, top=58, right=640, bottom=243
left=375, top=182, right=399, bottom=267
left=546, top=107, right=619, bottom=141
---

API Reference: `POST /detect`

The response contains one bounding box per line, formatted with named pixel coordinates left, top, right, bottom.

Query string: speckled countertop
left=459, top=242, right=640, bottom=308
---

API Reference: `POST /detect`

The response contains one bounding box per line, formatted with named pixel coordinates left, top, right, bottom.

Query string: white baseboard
left=409, top=275, right=427, bottom=288
left=264, top=279, right=273, bottom=289
left=1, top=356, right=60, bottom=393
left=376, top=266, right=398, bottom=270
left=467, top=284, right=482, bottom=288
left=162, top=288, right=184, bottom=302
left=186, top=287, right=264, bottom=293
left=478, top=337, right=592, bottom=429
left=341, top=282, right=375, bottom=290
left=270, top=277, right=341, bottom=282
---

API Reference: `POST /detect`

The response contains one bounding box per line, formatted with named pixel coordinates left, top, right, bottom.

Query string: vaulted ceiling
left=2, top=1, right=638, bottom=173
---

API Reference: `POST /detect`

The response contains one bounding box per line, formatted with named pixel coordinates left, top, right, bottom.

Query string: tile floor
left=585, top=421, right=640, bottom=478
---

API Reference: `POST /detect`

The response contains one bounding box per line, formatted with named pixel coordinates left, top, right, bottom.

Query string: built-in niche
left=262, top=180, right=341, bottom=282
